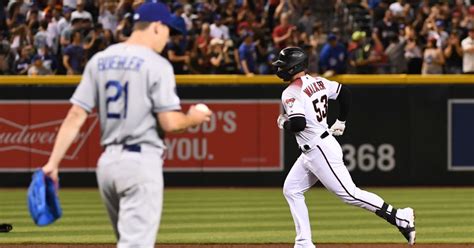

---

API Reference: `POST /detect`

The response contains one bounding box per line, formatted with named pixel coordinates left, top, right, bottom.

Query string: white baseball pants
left=96, top=145, right=164, bottom=248
left=283, top=134, right=386, bottom=248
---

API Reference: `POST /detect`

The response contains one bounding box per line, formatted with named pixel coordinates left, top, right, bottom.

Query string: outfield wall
left=0, top=75, right=473, bottom=186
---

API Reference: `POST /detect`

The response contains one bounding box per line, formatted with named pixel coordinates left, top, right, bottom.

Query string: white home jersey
left=281, top=74, right=341, bottom=146
left=70, top=43, right=181, bottom=148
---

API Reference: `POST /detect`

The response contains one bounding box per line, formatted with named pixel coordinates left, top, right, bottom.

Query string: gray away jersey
left=71, top=43, right=181, bottom=148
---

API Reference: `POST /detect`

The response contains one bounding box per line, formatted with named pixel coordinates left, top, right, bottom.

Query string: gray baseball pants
left=96, top=144, right=164, bottom=248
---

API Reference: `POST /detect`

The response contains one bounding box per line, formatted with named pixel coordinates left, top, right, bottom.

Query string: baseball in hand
left=195, top=103, right=211, bottom=113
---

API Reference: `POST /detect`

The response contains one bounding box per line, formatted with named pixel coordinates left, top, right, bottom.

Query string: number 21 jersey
left=70, top=43, right=181, bottom=148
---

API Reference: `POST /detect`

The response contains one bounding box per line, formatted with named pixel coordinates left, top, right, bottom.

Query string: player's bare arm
left=42, top=104, right=88, bottom=181
left=158, top=105, right=212, bottom=133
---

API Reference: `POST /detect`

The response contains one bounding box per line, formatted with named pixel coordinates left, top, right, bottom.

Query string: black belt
left=123, top=144, right=141, bottom=152
left=105, top=144, right=142, bottom=152
left=300, top=131, right=329, bottom=152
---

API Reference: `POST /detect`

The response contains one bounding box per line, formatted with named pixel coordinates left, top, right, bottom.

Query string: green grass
left=0, top=187, right=473, bottom=244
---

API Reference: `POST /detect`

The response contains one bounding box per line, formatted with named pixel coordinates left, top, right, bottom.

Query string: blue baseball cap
left=328, top=33, right=337, bottom=41
left=133, top=1, right=182, bottom=34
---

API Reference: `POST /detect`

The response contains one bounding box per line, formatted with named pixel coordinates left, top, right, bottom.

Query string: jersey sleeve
left=149, top=60, right=181, bottom=113
left=325, top=78, right=342, bottom=100
left=70, top=57, right=97, bottom=112
left=281, top=86, right=305, bottom=119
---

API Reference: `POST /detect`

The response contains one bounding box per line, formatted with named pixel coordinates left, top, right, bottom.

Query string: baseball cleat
left=398, top=208, right=416, bottom=245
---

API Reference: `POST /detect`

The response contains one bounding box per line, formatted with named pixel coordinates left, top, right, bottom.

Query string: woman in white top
left=422, top=37, right=445, bottom=74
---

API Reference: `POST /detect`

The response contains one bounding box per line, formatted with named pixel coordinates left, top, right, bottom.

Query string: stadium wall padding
left=0, top=75, right=473, bottom=186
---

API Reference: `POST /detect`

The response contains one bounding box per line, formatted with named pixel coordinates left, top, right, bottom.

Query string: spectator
left=181, top=4, right=196, bottom=33
left=10, top=24, right=30, bottom=54
left=372, top=0, right=389, bottom=24
left=14, top=45, right=32, bottom=75
left=98, top=0, right=119, bottom=33
left=298, top=9, right=317, bottom=36
left=272, top=12, right=296, bottom=50
left=71, top=0, right=93, bottom=22
left=238, top=32, right=256, bottom=76
left=34, top=20, right=49, bottom=51
left=319, top=33, right=347, bottom=76
left=40, top=0, right=60, bottom=21
left=222, top=39, right=239, bottom=74
left=210, top=15, right=230, bottom=40
left=404, top=36, right=423, bottom=74
left=0, top=40, right=15, bottom=75
left=102, top=29, right=115, bottom=47
left=28, top=55, right=53, bottom=75
left=63, top=30, right=85, bottom=75
left=167, top=34, right=190, bottom=74
left=422, top=37, right=444, bottom=74
left=349, top=31, right=385, bottom=74
left=444, top=31, right=464, bottom=74
left=429, top=20, right=449, bottom=48
left=83, top=23, right=106, bottom=59
left=448, top=12, right=465, bottom=37
left=460, top=5, right=474, bottom=30
left=58, top=6, right=73, bottom=36
left=309, top=22, right=326, bottom=51
left=304, top=43, right=319, bottom=75
left=196, top=22, right=212, bottom=56
left=389, top=0, right=410, bottom=20
left=26, top=9, right=40, bottom=36
left=461, top=26, right=474, bottom=74
left=64, top=0, right=77, bottom=9
left=375, top=9, right=399, bottom=48
left=6, top=2, right=26, bottom=28
left=37, top=45, right=57, bottom=73
left=60, top=17, right=82, bottom=50
left=385, top=33, right=407, bottom=73
left=209, top=38, right=229, bottom=74
left=46, top=7, right=63, bottom=55
left=115, top=12, right=133, bottom=42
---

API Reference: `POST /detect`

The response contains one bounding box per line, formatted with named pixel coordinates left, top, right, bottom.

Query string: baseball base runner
left=273, top=47, right=416, bottom=248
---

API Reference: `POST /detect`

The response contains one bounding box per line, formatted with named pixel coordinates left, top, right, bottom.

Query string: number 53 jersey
left=281, top=74, right=341, bottom=147
left=70, top=43, right=182, bottom=148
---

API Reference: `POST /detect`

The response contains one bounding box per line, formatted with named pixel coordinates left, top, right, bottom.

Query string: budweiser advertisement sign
left=0, top=100, right=283, bottom=172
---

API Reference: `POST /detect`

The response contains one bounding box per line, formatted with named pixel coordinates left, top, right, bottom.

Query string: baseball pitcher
left=41, top=2, right=212, bottom=247
left=273, top=47, right=416, bottom=248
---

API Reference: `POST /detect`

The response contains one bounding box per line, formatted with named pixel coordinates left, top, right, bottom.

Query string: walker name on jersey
left=303, top=81, right=326, bottom=97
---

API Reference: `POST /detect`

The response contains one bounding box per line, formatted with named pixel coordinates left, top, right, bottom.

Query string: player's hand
left=277, top=114, right=288, bottom=129
left=330, top=119, right=346, bottom=136
left=187, top=105, right=212, bottom=125
left=42, top=162, right=59, bottom=182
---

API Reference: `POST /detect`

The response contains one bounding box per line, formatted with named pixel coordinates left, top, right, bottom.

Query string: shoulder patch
left=285, top=97, right=296, bottom=108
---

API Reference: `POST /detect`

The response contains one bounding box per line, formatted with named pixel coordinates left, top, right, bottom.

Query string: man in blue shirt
left=63, top=30, right=85, bottom=74
left=319, top=33, right=347, bottom=76
left=238, top=32, right=256, bottom=75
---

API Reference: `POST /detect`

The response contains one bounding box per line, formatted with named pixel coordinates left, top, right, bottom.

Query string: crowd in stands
left=0, top=0, right=473, bottom=76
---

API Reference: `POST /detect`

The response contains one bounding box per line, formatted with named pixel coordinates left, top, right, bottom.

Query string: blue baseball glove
left=27, top=169, right=62, bottom=226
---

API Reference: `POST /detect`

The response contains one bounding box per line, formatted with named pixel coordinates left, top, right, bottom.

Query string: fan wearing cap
left=40, top=2, right=211, bottom=248
left=28, top=55, right=52, bottom=76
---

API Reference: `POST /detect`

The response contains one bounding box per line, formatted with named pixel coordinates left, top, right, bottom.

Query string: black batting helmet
left=272, top=47, right=308, bottom=81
